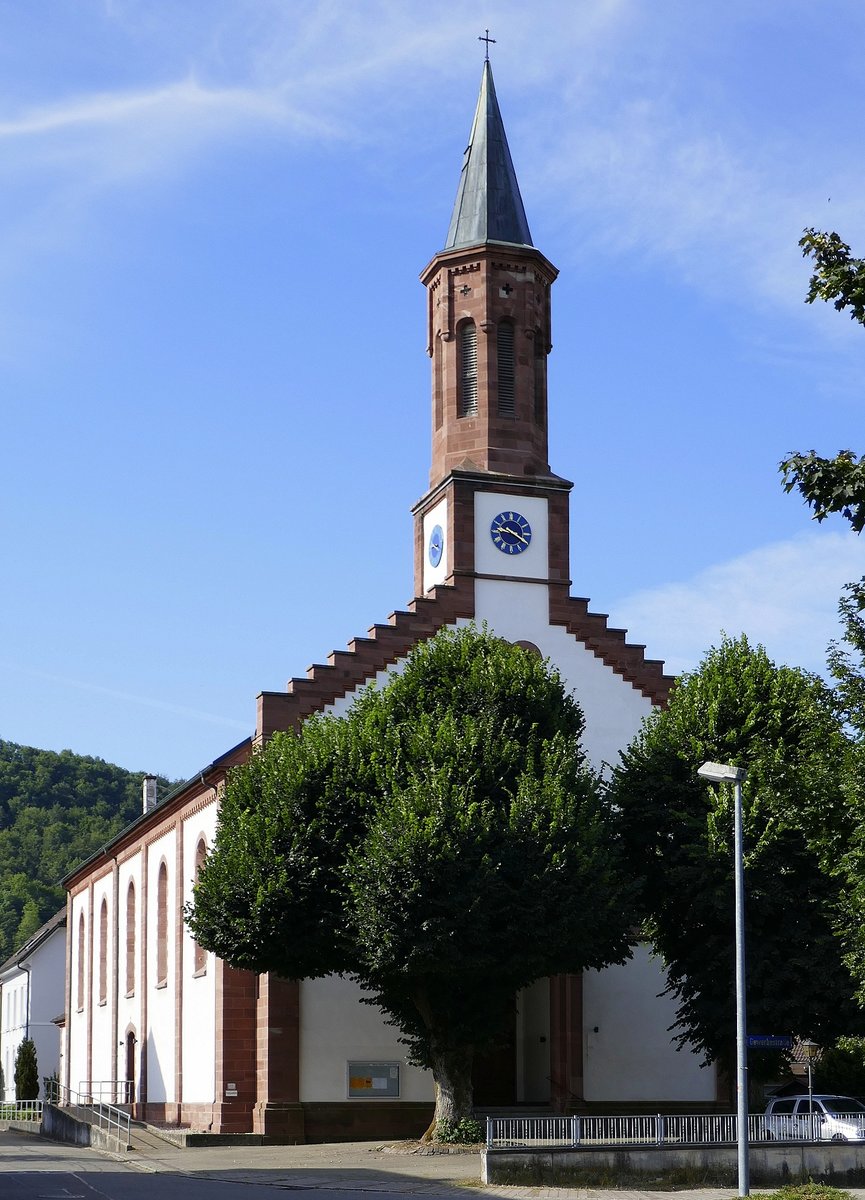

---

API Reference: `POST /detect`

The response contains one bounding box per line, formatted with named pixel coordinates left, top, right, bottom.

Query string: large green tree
left=611, top=635, right=862, bottom=1077
left=188, top=626, right=635, bottom=1130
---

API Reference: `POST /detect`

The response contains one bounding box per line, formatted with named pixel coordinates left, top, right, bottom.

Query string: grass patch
left=750, top=1187, right=855, bottom=1200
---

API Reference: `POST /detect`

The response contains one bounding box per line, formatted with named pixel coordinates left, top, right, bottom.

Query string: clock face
left=428, top=524, right=444, bottom=567
left=490, top=510, right=532, bottom=555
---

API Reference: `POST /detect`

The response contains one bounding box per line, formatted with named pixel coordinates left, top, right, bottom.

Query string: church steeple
left=413, top=61, right=571, bottom=601
left=419, top=62, right=558, bottom=488
left=445, top=60, right=533, bottom=251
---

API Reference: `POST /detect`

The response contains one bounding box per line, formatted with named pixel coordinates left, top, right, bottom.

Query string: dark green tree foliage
left=0, top=741, right=175, bottom=961
left=780, top=230, right=865, bottom=534
left=780, top=450, right=865, bottom=534
left=611, top=635, right=861, bottom=1075
left=800, top=228, right=865, bottom=323
left=14, top=1038, right=38, bottom=1101
left=815, top=1037, right=865, bottom=1097
left=829, top=580, right=865, bottom=740
left=189, top=626, right=635, bottom=1126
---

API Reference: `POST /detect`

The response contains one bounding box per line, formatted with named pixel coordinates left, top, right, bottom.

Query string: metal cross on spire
left=478, top=29, right=496, bottom=60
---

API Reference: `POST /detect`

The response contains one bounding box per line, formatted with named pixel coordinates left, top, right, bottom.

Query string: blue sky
left=2, top=0, right=865, bottom=781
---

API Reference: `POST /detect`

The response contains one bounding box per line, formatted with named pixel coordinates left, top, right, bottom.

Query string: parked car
left=762, top=1094, right=865, bottom=1142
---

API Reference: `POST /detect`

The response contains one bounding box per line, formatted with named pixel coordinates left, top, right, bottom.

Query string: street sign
left=747, top=1035, right=793, bottom=1050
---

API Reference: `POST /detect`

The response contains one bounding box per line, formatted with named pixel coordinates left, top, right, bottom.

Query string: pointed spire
left=445, top=60, right=533, bottom=251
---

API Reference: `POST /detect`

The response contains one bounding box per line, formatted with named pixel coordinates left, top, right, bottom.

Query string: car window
left=769, top=1099, right=796, bottom=1114
left=822, top=1098, right=865, bottom=1115
left=794, top=1099, right=816, bottom=1115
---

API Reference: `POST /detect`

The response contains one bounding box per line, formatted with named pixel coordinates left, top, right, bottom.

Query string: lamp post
left=801, top=1039, right=819, bottom=1125
left=698, top=760, right=749, bottom=1197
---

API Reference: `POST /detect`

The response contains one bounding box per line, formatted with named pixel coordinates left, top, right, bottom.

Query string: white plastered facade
left=0, top=913, right=65, bottom=1101
left=66, top=795, right=219, bottom=1110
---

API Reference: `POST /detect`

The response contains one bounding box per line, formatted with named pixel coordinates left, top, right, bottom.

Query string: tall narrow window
left=193, top=838, right=208, bottom=975
left=77, top=913, right=85, bottom=1012
left=125, top=882, right=136, bottom=997
left=497, top=320, right=515, bottom=417
left=156, top=861, right=168, bottom=988
left=457, top=321, right=478, bottom=417
left=98, top=898, right=108, bottom=1005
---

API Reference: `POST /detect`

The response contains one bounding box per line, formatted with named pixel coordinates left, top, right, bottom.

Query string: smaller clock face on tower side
left=428, top=524, right=444, bottom=567
left=490, top=510, right=532, bottom=555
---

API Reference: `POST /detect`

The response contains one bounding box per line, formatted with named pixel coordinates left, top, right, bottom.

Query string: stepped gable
left=256, top=578, right=476, bottom=742
left=549, top=585, right=674, bottom=707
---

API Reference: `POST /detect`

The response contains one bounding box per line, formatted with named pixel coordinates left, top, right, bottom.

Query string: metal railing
left=0, top=1099, right=43, bottom=1122
left=46, top=1080, right=131, bottom=1147
left=78, top=1079, right=133, bottom=1105
left=485, top=1112, right=865, bottom=1149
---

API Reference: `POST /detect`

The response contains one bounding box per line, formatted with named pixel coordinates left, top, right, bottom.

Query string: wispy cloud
left=2, top=662, right=250, bottom=732
left=612, top=531, right=865, bottom=678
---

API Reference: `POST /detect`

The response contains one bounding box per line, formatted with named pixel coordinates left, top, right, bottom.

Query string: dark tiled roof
left=445, top=61, right=532, bottom=251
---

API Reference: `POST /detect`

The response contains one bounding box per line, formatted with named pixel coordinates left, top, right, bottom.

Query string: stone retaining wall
left=482, top=1142, right=865, bottom=1188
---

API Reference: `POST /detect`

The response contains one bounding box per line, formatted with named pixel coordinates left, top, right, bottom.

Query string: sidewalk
left=118, top=1135, right=754, bottom=1199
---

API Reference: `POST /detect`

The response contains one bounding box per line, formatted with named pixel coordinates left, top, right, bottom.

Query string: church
left=62, top=60, right=721, bottom=1142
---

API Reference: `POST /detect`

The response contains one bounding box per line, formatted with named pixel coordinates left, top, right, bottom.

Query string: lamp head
left=698, top=761, right=747, bottom=783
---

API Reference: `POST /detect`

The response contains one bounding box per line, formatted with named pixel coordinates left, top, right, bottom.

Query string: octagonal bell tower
left=413, top=60, right=572, bottom=599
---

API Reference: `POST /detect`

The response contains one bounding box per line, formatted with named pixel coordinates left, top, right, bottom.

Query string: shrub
left=435, top=1117, right=484, bottom=1144
left=14, top=1038, right=38, bottom=1101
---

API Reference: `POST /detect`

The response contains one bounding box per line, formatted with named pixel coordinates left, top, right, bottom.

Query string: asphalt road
left=0, top=1129, right=475, bottom=1200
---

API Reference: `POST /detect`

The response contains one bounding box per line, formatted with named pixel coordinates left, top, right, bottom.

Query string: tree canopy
left=0, top=740, right=176, bottom=962
left=611, top=635, right=862, bottom=1077
left=189, top=625, right=636, bottom=1128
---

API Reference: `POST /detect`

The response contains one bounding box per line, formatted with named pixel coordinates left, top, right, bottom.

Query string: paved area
left=115, top=1135, right=811, bottom=1198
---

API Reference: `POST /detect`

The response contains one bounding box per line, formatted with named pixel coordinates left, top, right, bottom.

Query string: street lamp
left=698, top=760, right=749, bottom=1197
left=800, top=1039, right=820, bottom=1121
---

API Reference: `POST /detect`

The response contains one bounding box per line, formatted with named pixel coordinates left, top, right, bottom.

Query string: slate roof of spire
left=445, top=60, right=533, bottom=251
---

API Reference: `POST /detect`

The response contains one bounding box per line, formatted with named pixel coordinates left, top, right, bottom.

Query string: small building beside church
left=62, top=61, right=721, bottom=1141
left=0, top=908, right=66, bottom=1101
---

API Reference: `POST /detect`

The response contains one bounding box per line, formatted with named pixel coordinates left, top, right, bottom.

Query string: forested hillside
left=0, top=741, right=177, bottom=961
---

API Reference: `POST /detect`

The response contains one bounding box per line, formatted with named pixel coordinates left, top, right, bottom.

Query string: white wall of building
left=90, top=872, right=115, bottom=1093
left=181, top=802, right=217, bottom=1102
left=299, top=975, right=434, bottom=1103
left=118, top=853, right=143, bottom=1102
left=146, top=829, right=176, bottom=1103
left=67, top=890, right=89, bottom=1098
left=583, top=944, right=715, bottom=1102
left=517, top=978, right=551, bottom=1103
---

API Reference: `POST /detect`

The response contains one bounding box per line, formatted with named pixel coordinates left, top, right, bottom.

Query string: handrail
left=46, top=1080, right=131, bottom=1146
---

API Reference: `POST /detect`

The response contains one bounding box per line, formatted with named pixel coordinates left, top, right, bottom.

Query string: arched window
left=98, top=898, right=108, bottom=1005
left=77, top=912, right=85, bottom=1012
left=457, top=321, right=478, bottom=417
left=125, top=881, right=136, bottom=997
left=497, top=320, right=515, bottom=417
left=156, top=861, right=168, bottom=988
left=193, top=837, right=208, bottom=976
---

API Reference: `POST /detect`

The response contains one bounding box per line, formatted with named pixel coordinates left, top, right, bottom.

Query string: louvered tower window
left=458, top=321, right=478, bottom=417
left=497, top=320, right=515, bottom=417
left=534, top=333, right=546, bottom=427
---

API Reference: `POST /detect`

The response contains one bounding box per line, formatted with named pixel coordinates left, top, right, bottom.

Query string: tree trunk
left=429, top=1044, right=475, bottom=1130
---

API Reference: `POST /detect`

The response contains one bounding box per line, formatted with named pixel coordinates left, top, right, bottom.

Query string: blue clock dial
left=428, top=524, right=444, bottom=567
left=490, top=510, right=532, bottom=555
